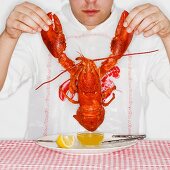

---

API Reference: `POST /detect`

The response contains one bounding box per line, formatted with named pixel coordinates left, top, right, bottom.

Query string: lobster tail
left=74, top=107, right=105, bottom=131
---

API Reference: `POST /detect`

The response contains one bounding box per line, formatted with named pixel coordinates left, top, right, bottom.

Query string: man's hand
left=5, top=1, right=52, bottom=39
left=124, top=3, right=170, bottom=39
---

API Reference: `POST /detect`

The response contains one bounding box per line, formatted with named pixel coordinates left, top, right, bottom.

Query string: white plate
left=36, top=133, right=137, bottom=155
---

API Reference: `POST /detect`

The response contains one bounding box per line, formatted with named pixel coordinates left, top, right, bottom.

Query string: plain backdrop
left=0, top=0, right=170, bottom=139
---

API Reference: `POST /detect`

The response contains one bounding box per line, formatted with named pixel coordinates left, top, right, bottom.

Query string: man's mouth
left=82, top=9, right=100, bottom=16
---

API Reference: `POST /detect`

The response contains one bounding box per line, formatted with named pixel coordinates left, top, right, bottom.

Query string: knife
left=112, top=134, right=146, bottom=139
left=102, top=134, right=146, bottom=144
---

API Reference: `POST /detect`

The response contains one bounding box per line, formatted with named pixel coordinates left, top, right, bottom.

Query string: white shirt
left=0, top=3, right=170, bottom=139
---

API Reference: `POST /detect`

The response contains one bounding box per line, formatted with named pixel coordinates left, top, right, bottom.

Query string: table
left=0, top=140, right=170, bottom=170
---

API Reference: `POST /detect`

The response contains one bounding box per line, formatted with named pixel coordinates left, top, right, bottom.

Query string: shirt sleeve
left=0, top=34, right=37, bottom=99
left=148, top=38, right=170, bottom=98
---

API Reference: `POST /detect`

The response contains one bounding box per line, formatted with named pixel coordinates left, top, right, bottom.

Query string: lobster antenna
left=115, top=89, right=122, bottom=93
left=76, top=46, right=85, bottom=58
left=35, top=70, right=67, bottom=90
left=93, top=49, right=159, bottom=61
left=76, top=51, right=84, bottom=57
left=35, top=62, right=81, bottom=90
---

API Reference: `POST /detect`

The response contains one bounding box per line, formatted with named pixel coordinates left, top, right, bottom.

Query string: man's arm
left=0, top=2, right=51, bottom=91
left=162, top=35, right=170, bottom=60
left=0, top=32, right=19, bottom=90
left=123, top=3, right=170, bottom=61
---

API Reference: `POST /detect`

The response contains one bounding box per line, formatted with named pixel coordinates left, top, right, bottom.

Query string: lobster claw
left=110, top=11, right=133, bottom=60
left=59, top=79, right=75, bottom=101
left=41, top=12, right=66, bottom=58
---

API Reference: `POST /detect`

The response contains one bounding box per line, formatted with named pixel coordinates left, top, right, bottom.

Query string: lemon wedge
left=56, top=134, right=75, bottom=148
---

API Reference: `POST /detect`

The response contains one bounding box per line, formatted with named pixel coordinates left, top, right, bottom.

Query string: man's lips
left=82, top=9, right=100, bottom=16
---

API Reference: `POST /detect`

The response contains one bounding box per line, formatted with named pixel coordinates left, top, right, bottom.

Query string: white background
left=0, top=0, right=170, bottom=139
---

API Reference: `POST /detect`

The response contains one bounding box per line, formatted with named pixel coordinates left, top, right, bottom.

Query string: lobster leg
left=59, top=79, right=72, bottom=101
left=102, top=85, right=116, bottom=100
left=62, top=92, right=79, bottom=104
left=102, top=94, right=115, bottom=107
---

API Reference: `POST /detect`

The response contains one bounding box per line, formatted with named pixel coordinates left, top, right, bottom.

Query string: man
left=0, top=0, right=170, bottom=139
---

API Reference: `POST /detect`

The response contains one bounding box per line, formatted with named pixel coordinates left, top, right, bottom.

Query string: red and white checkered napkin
left=0, top=140, right=170, bottom=170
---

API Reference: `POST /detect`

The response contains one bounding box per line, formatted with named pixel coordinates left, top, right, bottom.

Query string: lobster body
left=40, top=11, right=134, bottom=131
left=74, top=57, right=105, bottom=131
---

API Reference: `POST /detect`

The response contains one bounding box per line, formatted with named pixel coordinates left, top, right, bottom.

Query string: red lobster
left=39, top=11, right=134, bottom=131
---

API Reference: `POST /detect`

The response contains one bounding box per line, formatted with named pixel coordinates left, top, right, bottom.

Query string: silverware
left=102, top=134, right=146, bottom=144
left=36, top=139, right=56, bottom=143
left=36, top=134, right=146, bottom=143
left=111, top=134, right=146, bottom=139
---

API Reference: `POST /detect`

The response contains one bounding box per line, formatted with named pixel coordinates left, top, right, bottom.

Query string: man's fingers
left=126, top=7, right=159, bottom=33
left=14, top=11, right=41, bottom=32
left=5, top=2, right=52, bottom=39
left=22, top=2, right=52, bottom=26
left=123, top=3, right=151, bottom=28
left=136, top=13, right=159, bottom=34
left=12, top=20, right=36, bottom=34
left=143, top=22, right=157, bottom=32
left=15, top=6, right=48, bottom=31
left=143, top=22, right=163, bottom=37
